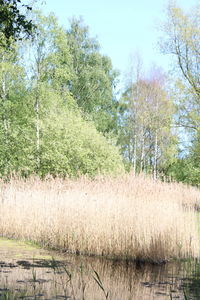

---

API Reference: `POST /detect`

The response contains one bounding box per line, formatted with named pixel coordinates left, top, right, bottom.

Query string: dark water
left=0, top=239, right=200, bottom=300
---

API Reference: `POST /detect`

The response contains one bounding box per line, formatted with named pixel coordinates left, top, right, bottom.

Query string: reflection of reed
left=0, top=253, right=192, bottom=300
left=0, top=174, right=199, bottom=263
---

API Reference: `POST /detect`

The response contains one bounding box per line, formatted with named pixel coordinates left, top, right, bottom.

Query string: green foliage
left=0, top=77, right=124, bottom=178
left=168, top=131, right=200, bottom=186
left=0, top=44, right=35, bottom=176
left=118, top=75, right=178, bottom=177
left=187, top=130, right=200, bottom=186
left=160, top=3, right=200, bottom=185
left=166, top=158, right=189, bottom=183
left=66, top=17, right=119, bottom=134
left=0, top=0, right=35, bottom=47
left=161, top=3, right=200, bottom=100
left=30, top=88, right=124, bottom=178
left=0, top=11, right=125, bottom=179
left=31, top=11, right=73, bottom=92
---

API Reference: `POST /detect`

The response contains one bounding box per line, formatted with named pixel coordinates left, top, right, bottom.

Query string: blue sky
left=38, top=0, right=197, bottom=79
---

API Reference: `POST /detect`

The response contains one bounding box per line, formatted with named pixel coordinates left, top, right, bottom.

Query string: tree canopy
left=0, top=0, right=35, bottom=46
left=0, top=4, right=199, bottom=184
left=0, top=12, right=124, bottom=178
left=66, top=17, right=119, bottom=134
left=160, top=2, right=200, bottom=185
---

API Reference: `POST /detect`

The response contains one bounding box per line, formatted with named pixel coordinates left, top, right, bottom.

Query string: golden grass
left=0, top=173, right=200, bottom=263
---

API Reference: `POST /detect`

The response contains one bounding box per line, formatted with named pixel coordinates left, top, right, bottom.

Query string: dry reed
left=0, top=173, right=200, bottom=263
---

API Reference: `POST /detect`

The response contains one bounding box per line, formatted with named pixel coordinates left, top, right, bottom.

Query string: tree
left=66, top=17, right=119, bottom=135
left=160, top=2, right=200, bottom=184
left=161, top=2, right=200, bottom=130
left=169, top=130, right=200, bottom=186
left=38, top=95, right=124, bottom=178
left=0, top=0, right=35, bottom=47
left=0, top=42, right=35, bottom=176
left=118, top=65, right=177, bottom=178
left=15, top=12, right=124, bottom=178
left=188, top=129, right=200, bottom=185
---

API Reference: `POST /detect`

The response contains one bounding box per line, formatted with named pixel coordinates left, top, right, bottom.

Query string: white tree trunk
left=2, top=77, right=8, bottom=142
left=133, top=133, right=137, bottom=176
left=140, top=128, right=145, bottom=172
left=35, top=97, right=40, bottom=171
left=1, top=55, right=8, bottom=146
left=153, top=131, right=158, bottom=180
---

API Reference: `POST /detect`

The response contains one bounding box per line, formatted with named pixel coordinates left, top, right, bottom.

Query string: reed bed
left=0, top=174, right=200, bottom=263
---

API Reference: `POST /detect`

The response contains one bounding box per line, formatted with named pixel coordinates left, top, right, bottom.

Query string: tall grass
left=0, top=173, right=199, bottom=263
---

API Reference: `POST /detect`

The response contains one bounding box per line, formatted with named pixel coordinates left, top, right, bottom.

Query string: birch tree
left=159, top=2, right=200, bottom=184
left=27, top=13, right=62, bottom=172
left=119, top=67, right=177, bottom=177
left=0, top=41, right=34, bottom=176
left=161, top=2, right=200, bottom=130
left=18, top=12, right=124, bottom=178
left=66, top=17, right=119, bottom=134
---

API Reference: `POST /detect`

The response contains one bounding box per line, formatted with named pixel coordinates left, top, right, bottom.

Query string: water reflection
left=180, top=260, right=200, bottom=300
left=0, top=244, right=200, bottom=299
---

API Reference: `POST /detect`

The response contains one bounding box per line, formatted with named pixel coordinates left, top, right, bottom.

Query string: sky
left=37, top=0, right=198, bottom=82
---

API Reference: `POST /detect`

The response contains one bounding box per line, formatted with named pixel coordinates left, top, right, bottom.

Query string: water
left=0, top=238, right=199, bottom=299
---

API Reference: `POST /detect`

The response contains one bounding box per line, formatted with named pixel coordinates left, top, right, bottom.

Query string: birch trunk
left=140, top=127, right=145, bottom=172
left=2, top=76, right=8, bottom=145
left=1, top=56, right=8, bottom=147
left=34, top=52, right=42, bottom=172
left=133, top=133, right=137, bottom=176
left=35, top=96, right=40, bottom=171
left=153, top=131, right=158, bottom=180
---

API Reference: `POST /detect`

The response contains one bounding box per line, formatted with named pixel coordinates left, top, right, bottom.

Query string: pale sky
left=38, top=0, right=198, bottom=81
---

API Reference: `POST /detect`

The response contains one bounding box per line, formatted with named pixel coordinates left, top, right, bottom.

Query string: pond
left=0, top=238, right=200, bottom=300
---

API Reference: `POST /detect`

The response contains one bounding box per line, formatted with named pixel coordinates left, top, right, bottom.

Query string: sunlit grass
left=0, top=173, right=199, bottom=263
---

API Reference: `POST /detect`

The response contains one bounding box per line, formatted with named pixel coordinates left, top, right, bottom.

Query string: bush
left=39, top=92, right=124, bottom=177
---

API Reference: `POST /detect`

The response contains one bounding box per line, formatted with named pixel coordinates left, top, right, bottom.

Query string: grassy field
left=0, top=173, right=200, bottom=263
